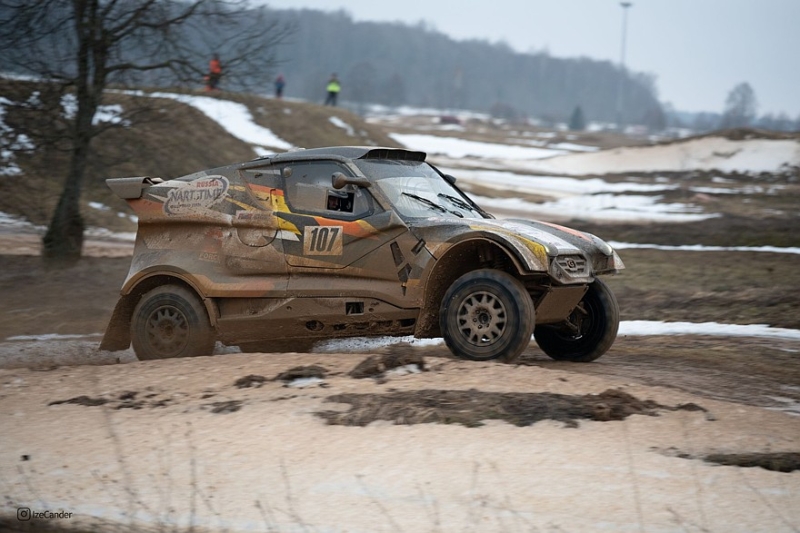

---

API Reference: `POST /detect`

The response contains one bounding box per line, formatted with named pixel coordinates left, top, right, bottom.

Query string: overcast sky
left=260, top=0, right=799, bottom=117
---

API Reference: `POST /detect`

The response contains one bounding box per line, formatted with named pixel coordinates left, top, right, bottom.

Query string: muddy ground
left=1, top=218, right=799, bottom=412
left=1, top=216, right=799, bottom=532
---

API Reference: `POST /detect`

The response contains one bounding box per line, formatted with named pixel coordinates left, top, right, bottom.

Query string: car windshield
left=354, top=159, right=488, bottom=219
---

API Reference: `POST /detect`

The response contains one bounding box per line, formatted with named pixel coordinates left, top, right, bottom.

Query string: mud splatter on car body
left=101, top=147, right=623, bottom=362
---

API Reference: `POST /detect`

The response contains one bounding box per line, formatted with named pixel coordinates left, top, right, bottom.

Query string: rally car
left=101, top=146, right=624, bottom=363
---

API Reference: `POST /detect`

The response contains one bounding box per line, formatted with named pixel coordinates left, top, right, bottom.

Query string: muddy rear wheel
left=440, top=269, right=535, bottom=361
left=131, top=285, right=215, bottom=360
left=534, top=278, right=619, bottom=362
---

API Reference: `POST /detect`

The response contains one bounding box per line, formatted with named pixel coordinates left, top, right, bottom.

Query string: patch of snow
left=146, top=92, right=293, bottom=152
left=689, top=185, right=782, bottom=195
left=315, top=320, right=800, bottom=354
left=329, top=116, right=355, bottom=136
left=610, top=242, right=800, bottom=255
left=365, top=103, right=490, bottom=122
left=515, top=136, right=800, bottom=176
left=450, top=168, right=676, bottom=198
left=313, top=336, right=442, bottom=353
left=0, top=211, right=43, bottom=231
left=549, top=142, right=599, bottom=152
left=619, top=321, right=800, bottom=340
left=6, top=333, right=103, bottom=342
left=84, top=227, right=137, bottom=241
left=286, top=377, right=324, bottom=388
left=435, top=124, right=465, bottom=132
left=385, top=364, right=423, bottom=376
left=764, top=396, right=800, bottom=416
left=440, top=168, right=785, bottom=222
left=391, top=133, right=566, bottom=160
left=474, top=193, right=715, bottom=223
left=88, top=202, right=110, bottom=211
left=1, top=96, right=36, bottom=176
left=61, top=94, right=130, bottom=126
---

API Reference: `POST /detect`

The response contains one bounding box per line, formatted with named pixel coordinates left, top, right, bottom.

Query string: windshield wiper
left=437, top=193, right=473, bottom=211
left=402, top=192, right=463, bottom=218
left=402, top=192, right=446, bottom=212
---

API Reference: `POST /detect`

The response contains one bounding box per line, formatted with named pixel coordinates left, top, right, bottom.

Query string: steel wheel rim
left=145, top=305, right=189, bottom=356
left=456, top=290, right=507, bottom=346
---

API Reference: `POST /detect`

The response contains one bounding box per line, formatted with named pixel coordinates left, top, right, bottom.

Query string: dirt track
left=2, top=228, right=798, bottom=413
left=1, top=227, right=799, bottom=532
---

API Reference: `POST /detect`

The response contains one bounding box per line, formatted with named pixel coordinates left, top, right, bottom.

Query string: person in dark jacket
left=275, top=74, right=285, bottom=98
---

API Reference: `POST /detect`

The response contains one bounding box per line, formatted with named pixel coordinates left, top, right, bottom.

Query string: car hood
left=409, top=216, right=624, bottom=278
left=412, top=217, right=614, bottom=256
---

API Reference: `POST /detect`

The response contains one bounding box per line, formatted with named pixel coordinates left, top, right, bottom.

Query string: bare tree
left=721, top=82, right=757, bottom=129
left=0, top=0, right=291, bottom=264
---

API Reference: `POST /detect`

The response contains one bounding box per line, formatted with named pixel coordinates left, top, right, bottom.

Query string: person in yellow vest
left=324, top=73, right=341, bottom=106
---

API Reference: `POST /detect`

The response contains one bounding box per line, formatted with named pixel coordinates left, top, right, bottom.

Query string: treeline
left=267, top=8, right=663, bottom=126
left=0, top=3, right=664, bottom=127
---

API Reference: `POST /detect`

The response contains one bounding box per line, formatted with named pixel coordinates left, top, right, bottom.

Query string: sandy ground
left=1, top=229, right=799, bottom=532
left=2, top=351, right=799, bottom=533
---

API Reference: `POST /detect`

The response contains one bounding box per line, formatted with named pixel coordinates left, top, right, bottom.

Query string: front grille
left=555, top=255, right=588, bottom=276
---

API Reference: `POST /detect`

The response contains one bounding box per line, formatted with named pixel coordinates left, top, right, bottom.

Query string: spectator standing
left=275, top=74, right=285, bottom=98
left=206, top=53, right=223, bottom=91
left=324, top=73, right=341, bottom=106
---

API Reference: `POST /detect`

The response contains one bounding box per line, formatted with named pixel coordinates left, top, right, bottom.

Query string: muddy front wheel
left=131, top=285, right=215, bottom=360
left=440, top=269, right=535, bottom=361
left=534, top=278, right=619, bottom=362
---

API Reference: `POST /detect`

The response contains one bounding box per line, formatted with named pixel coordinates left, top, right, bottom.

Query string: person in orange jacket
left=206, top=54, right=223, bottom=91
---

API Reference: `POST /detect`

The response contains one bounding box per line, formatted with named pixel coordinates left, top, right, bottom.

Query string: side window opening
left=283, top=161, right=374, bottom=219
left=327, top=190, right=354, bottom=213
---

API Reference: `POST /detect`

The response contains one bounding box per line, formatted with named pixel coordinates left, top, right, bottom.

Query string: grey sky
left=261, top=0, right=799, bottom=117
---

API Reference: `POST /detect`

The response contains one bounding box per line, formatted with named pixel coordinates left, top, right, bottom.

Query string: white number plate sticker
left=303, top=226, right=343, bottom=255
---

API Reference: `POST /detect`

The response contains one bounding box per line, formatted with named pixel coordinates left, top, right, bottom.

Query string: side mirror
left=443, top=174, right=457, bottom=184
left=332, top=172, right=371, bottom=189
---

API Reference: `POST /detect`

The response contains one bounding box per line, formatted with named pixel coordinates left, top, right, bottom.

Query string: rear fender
left=99, top=274, right=218, bottom=352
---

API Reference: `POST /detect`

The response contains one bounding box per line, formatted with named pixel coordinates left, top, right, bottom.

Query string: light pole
left=615, top=2, right=632, bottom=131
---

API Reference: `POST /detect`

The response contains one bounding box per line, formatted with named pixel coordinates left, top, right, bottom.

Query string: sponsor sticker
left=163, top=176, right=229, bottom=215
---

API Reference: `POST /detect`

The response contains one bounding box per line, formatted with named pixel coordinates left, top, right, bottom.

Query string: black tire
left=534, top=278, right=619, bottom=362
left=131, top=285, right=215, bottom=360
left=440, top=269, right=535, bottom=361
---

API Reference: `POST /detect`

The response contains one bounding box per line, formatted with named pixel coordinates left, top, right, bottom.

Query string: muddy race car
left=101, top=147, right=624, bottom=363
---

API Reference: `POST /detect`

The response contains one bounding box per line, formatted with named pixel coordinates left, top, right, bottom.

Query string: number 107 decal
left=303, top=226, right=343, bottom=255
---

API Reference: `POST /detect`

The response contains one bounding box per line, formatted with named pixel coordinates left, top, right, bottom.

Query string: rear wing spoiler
left=106, top=177, right=164, bottom=199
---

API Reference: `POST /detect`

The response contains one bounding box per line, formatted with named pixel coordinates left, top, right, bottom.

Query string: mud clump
left=704, top=452, right=800, bottom=473
left=317, top=388, right=676, bottom=428
left=48, top=395, right=109, bottom=407
left=349, top=349, right=425, bottom=379
left=208, top=400, right=242, bottom=414
left=48, top=391, right=173, bottom=410
left=235, top=374, right=268, bottom=388
left=274, top=365, right=328, bottom=382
